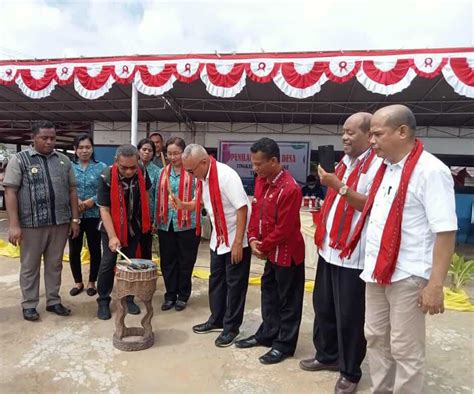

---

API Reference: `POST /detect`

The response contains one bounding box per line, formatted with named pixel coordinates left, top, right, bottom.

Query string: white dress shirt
left=202, top=161, right=251, bottom=255
left=361, top=150, right=458, bottom=283
left=319, top=149, right=383, bottom=269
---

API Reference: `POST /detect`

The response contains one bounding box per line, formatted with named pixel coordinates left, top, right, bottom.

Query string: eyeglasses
left=166, top=151, right=183, bottom=158
left=185, top=161, right=202, bottom=175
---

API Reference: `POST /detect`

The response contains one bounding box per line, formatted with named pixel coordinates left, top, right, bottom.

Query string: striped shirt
left=3, top=147, right=76, bottom=228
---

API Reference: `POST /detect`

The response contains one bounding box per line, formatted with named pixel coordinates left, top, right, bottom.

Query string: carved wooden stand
left=113, top=266, right=158, bottom=351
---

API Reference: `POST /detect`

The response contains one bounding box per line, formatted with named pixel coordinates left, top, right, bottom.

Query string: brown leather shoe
left=334, top=376, right=358, bottom=394
left=299, top=357, right=339, bottom=372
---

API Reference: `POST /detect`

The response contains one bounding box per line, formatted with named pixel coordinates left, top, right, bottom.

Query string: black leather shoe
left=334, top=376, right=358, bottom=394
left=46, top=303, right=71, bottom=316
left=23, top=308, right=40, bottom=321
left=215, top=331, right=239, bottom=347
left=86, top=288, right=97, bottom=296
left=299, top=357, right=339, bottom=372
left=161, top=300, right=176, bottom=311
left=175, top=300, right=187, bottom=311
left=97, top=303, right=111, bottom=320
left=259, top=348, right=289, bottom=365
left=192, top=321, right=223, bottom=334
left=235, top=335, right=260, bottom=349
left=69, top=285, right=84, bottom=296
left=126, top=296, right=141, bottom=315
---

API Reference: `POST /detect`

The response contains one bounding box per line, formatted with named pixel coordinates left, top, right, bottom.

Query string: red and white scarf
left=195, top=156, right=229, bottom=247
left=314, top=149, right=376, bottom=251
left=340, top=139, right=424, bottom=284
left=156, top=164, right=194, bottom=229
left=110, top=164, right=151, bottom=247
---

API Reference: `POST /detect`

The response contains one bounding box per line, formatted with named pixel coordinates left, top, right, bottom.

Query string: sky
left=0, top=0, right=472, bottom=60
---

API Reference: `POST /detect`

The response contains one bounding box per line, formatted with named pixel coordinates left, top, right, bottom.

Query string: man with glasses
left=95, top=144, right=152, bottom=320
left=172, top=144, right=251, bottom=347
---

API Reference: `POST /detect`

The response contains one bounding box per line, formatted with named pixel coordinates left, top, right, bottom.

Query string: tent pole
left=131, top=83, right=138, bottom=146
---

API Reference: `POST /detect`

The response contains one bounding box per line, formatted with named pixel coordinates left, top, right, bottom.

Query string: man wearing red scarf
left=344, top=105, right=457, bottom=393
left=299, top=113, right=382, bottom=394
left=96, top=144, right=151, bottom=320
left=173, top=144, right=251, bottom=348
left=235, top=138, right=305, bottom=365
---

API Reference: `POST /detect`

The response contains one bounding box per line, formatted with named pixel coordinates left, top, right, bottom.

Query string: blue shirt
left=155, top=166, right=196, bottom=232
left=72, top=160, right=107, bottom=219
left=144, top=161, right=162, bottom=221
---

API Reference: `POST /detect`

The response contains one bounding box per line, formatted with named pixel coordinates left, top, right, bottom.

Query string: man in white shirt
left=348, top=104, right=457, bottom=393
left=174, top=144, right=251, bottom=348
left=299, top=113, right=382, bottom=394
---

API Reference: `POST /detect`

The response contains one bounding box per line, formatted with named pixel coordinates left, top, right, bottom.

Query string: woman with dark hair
left=137, top=137, right=161, bottom=259
left=68, top=134, right=107, bottom=296
left=155, top=137, right=200, bottom=311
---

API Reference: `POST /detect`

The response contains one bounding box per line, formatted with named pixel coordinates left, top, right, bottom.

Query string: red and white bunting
left=442, top=57, right=474, bottom=98
left=0, top=48, right=471, bottom=99
left=356, top=59, right=417, bottom=95
left=135, top=64, right=176, bottom=96
left=325, top=59, right=360, bottom=83
left=0, top=65, right=17, bottom=85
left=175, top=62, right=202, bottom=83
left=273, top=62, right=328, bottom=98
left=56, top=64, right=75, bottom=84
left=413, top=56, right=447, bottom=78
left=200, top=63, right=246, bottom=98
left=246, top=61, right=279, bottom=83
left=16, top=68, right=57, bottom=98
left=74, top=65, right=115, bottom=99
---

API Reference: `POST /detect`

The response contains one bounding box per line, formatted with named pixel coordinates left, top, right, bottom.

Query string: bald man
left=342, top=105, right=457, bottom=393
left=300, top=113, right=382, bottom=393
left=173, top=144, right=251, bottom=348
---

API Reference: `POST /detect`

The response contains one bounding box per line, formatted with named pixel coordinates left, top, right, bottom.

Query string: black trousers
left=207, top=247, right=251, bottom=334
left=68, top=218, right=101, bottom=283
left=254, top=260, right=305, bottom=355
left=140, top=231, right=153, bottom=260
left=313, top=255, right=366, bottom=383
left=97, top=231, right=141, bottom=304
left=158, top=224, right=200, bottom=302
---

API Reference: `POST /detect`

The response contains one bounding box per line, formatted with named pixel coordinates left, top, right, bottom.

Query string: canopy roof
left=0, top=47, right=473, bottom=147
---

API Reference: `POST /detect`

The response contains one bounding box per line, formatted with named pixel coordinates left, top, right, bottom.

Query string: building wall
left=93, top=121, right=474, bottom=156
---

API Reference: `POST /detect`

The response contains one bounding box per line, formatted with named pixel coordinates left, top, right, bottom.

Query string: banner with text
left=218, top=141, right=310, bottom=195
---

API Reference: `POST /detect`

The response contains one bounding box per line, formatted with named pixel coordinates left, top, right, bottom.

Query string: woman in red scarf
left=155, top=137, right=200, bottom=312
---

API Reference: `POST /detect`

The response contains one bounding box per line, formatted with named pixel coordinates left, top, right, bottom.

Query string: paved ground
left=0, top=214, right=473, bottom=393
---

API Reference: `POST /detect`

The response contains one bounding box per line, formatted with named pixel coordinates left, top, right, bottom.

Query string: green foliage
left=449, top=253, right=474, bottom=292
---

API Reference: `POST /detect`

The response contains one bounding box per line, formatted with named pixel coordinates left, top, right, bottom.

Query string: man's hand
left=69, top=222, right=80, bottom=239
left=318, top=165, right=343, bottom=191
left=231, top=241, right=243, bottom=264
left=250, top=240, right=265, bottom=260
left=108, top=236, right=121, bottom=252
left=418, top=283, right=444, bottom=315
left=8, top=225, right=22, bottom=246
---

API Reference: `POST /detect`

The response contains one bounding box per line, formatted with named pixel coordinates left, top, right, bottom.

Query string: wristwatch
left=338, top=184, right=349, bottom=196
left=72, top=218, right=81, bottom=224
